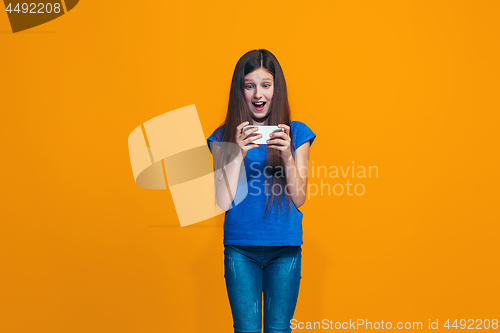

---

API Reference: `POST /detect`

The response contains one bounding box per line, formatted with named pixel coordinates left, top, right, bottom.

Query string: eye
left=263, top=83, right=271, bottom=88
left=245, top=84, right=253, bottom=89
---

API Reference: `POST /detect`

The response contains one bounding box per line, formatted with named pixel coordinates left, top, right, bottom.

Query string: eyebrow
left=245, top=78, right=273, bottom=82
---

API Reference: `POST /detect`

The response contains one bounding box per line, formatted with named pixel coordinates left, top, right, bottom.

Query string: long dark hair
left=212, top=49, right=298, bottom=222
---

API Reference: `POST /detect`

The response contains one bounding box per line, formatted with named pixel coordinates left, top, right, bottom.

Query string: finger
left=270, top=131, right=289, bottom=141
left=236, top=121, right=251, bottom=139
left=242, top=144, right=260, bottom=153
left=278, top=124, right=290, bottom=136
left=243, top=127, right=259, bottom=137
left=266, top=138, right=287, bottom=146
left=238, top=127, right=258, bottom=142
left=245, top=133, right=263, bottom=145
left=237, top=121, right=250, bottom=132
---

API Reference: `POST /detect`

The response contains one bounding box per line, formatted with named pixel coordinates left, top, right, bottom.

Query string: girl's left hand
left=266, top=124, right=292, bottom=160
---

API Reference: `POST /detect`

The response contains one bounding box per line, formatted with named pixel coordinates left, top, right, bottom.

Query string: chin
left=251, top=107, right=271, bottom=119
left=252, top=112, right=270, bottom=120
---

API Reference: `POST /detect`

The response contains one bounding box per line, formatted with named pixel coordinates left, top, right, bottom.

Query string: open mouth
left=252, top=101, right=266, bottom=112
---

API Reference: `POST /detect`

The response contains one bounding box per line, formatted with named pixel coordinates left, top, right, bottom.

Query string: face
left=244, top=68, right=274, bottom=120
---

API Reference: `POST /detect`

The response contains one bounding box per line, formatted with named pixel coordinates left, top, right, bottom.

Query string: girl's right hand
left=236, top=121, right=261, bottom=159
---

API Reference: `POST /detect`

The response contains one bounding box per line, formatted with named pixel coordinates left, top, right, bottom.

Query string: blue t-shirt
left=206, top=121, right=316, bottom=246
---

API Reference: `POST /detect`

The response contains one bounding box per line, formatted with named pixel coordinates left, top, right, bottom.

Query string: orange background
left=1, top=1, right=499, bottom=332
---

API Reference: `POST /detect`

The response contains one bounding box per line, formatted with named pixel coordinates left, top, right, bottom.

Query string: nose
left=254, top=86, right=263, bottom=99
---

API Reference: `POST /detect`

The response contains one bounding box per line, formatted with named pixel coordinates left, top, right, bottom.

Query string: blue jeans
left=224, top=245, right=302, bottom=333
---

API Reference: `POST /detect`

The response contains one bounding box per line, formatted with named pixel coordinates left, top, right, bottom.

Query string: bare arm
left=265, top=123, right=312, bottom=208
left=282, top=142, right=310, bottom=208
left=213, top=153, right=244, bottom=211
left=213, top=121, right=261, bottom=211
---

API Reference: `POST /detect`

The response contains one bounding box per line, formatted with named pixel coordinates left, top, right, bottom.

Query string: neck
left=252, top=120, right=266, bottom=126
left=251, top=114, right=269, bottom=126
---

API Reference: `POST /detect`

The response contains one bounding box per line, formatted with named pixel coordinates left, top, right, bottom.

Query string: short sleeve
left=206, top=127, right=224, bottom=155
left=207, top=133, right=214, bottom=155
left=292, top=121, right=316, bottom=149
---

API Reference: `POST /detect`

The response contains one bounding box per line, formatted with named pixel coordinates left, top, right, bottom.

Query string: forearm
left=282, top=155, right=307, bottom=208
left=214, top=154, right=244, bottom=211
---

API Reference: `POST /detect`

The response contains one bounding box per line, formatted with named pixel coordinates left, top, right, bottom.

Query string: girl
left=207, top=49, right=316, bottom=333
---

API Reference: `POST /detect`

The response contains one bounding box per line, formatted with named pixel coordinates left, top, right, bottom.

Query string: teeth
left=254, top=102, right=264, bottom=106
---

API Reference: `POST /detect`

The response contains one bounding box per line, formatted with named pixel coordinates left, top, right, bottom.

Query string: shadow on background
left=0, top=30, right=56, bottom=33
left=3, top=0, right=79, bottom=33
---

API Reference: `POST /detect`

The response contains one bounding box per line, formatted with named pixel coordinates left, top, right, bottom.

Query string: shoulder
left=207, top=125, right=226, bottom=142
left=289, top=120, right=316, bottom=149
left=290, top=120, right=308, bottom=131
left=206, top=125, right=227, bottom=154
